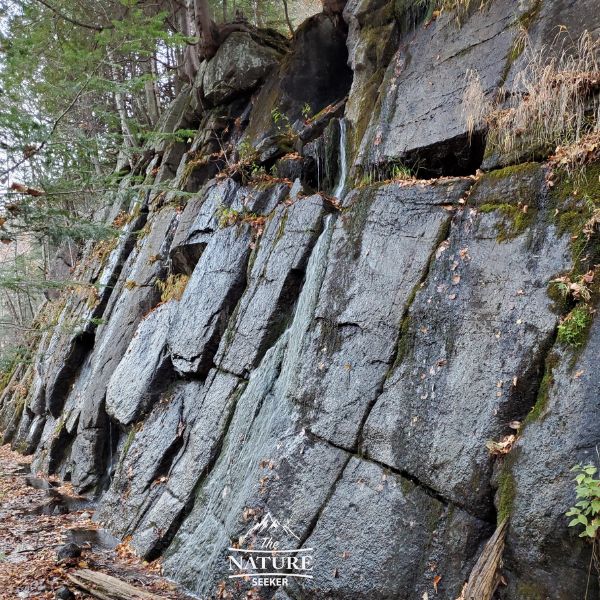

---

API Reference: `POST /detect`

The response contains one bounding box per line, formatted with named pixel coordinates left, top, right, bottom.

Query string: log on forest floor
left=67, top=569, right=166, bottom=600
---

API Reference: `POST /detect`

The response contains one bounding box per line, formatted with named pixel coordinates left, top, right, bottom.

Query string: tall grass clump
left=464, top=31, right=600, bottom=166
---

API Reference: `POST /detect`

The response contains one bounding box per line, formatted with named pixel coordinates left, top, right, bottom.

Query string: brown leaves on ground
left=0, top=444, right=192, bottom=600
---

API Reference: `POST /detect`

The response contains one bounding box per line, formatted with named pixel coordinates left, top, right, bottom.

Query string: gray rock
left=294, top=457, right=490, bottom=600
left=203, top=32, right=283, bottom=105
left=356, top=1, right=527, bottom=175
left=499, top=313, right=600, bottom=599
left=362, top=164, right=572, bottom=516
left=152, top=86, right=194, bottom=152
left=42, top=204, right=146, bottom=419
left=244, top=13, right=352, bottom=147
left=98, top=371, right=243, bottom=558
left=343, top=0, right=398, bottom=159
left=56, top=542, right=81, bottom=561
left=162, top=217, right=345, bottom=595
left=97, top=380, right=189, bottom=543
left=216, top=195, right=327, bottom=376
left=169, top=178, right=287, bottom=276
left=55, top=586, right=75, bottom=600
left=482, top=0, right=600, bottom=169
left=105, top=301, right=176, bottom=426
left=68, top=207, right=181, bottom=491
left=163, top=335, right=349, bottom=596
left=289, top=179, right=471, bottom=450
left=168, top=223, right=253, bottom=376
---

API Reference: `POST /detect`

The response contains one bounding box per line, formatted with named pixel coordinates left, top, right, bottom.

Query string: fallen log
left=67, top=569, right=165, bottom=600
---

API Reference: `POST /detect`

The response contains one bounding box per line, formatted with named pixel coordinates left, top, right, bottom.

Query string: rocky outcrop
left=1, top=2, right=599, bottom=599
left=202, top=31, right=286, bottom=105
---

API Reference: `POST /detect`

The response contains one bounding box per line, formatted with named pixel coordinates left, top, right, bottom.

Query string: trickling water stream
left=333, top=119, right=347, bottom=200
left=164, top=215, right=337, bottom=594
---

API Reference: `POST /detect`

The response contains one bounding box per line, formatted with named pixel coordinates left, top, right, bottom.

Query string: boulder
left=294, top=457, right=490, bottom=599
left=216, top=195, right=328, bottom=376
left=355, top=1, right=528, bottom=175
left=244, top=13, right=353, bottom=147
left=202, top=32, right=283, bottom=105
left=499, top=310, right=600, bottom=599
left=362, top=164, right=572, bottom=517
left=288, top=178, right=471, bottom=451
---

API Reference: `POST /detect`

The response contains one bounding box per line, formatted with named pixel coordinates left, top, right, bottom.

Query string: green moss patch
left=478, top=202, right=536, bottom=241
left=557, top=305, right=593, bottom=348
left=497, top=465, right=516, bottom=524
left=524, top=352, right=559, bottom=426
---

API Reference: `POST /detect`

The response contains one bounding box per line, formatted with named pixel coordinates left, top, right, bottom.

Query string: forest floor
left=0, top=444, right=194, bottom=600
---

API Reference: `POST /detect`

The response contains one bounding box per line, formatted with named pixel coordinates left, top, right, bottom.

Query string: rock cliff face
left=2, top=1, right=600, bottom=599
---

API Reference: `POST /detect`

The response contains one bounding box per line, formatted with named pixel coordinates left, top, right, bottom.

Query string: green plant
left=567, top=464, right=600, bottom=539
left=557, top=305, right=593, bottom=347
left=238, top=140, right=258, bottom=164
left=271, top=106, right=294, bottom=136
left=301, top=102, right=313, bottom=120
left=390, top=163, right=413, bottom=180
left=567, top=462, right=600, bottom=598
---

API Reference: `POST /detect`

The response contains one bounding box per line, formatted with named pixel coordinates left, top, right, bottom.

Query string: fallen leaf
left=486, top=434, right=516, bottom=456
left=433, top=574, right=442, bottom=593
left=436, top=240, right=450, bottom=259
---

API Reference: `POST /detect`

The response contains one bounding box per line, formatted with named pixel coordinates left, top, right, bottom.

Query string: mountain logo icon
left=246, top=512, right=300, bottom=541
left=227, top=511, right=314, bottom=588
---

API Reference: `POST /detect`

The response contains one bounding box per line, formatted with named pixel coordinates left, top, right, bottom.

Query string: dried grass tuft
left=464, top=31, right=600, bottom=169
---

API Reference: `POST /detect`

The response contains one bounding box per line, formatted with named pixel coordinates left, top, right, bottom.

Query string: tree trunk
left=282, top=0, right=294, bottom=36
left=144, top=55, right=160, bottom=126
left=194, top=0, right=218, bottom=58
left=107, top=50, right=135, bottom=167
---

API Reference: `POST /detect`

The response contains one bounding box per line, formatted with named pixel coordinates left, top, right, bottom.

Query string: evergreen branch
left=0, top=65, right=101, bottom=178
left=33, top=0, right=108, bottom=31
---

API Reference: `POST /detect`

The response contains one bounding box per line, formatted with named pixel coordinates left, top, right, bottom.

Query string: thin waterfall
left=164, top=216, right=336, bottom=594
left=333, top=118, right=347, bottom=200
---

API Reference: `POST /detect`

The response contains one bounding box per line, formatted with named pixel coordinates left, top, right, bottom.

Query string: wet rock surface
left=2, top=2, right=599, bottom=599
left=363, top=165, right=572, bottom=517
